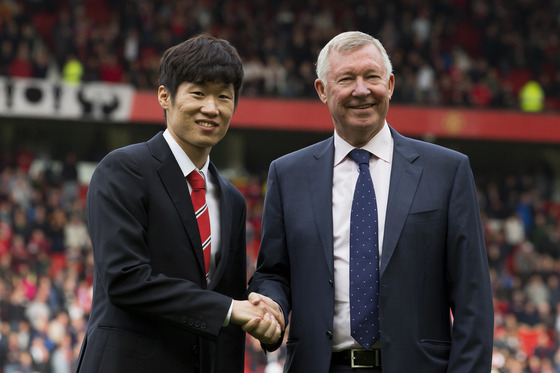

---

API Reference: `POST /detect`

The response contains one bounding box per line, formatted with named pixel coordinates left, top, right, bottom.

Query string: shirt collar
left=163, top=129, right=210, bottom=178
left=333, top=121, right=393, bottom=166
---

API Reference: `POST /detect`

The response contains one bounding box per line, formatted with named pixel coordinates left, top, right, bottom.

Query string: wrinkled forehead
left=328, top=44, right=387, bottom=76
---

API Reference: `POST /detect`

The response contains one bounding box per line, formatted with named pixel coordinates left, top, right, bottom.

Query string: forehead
left=328, top=44, right=385, bottom=77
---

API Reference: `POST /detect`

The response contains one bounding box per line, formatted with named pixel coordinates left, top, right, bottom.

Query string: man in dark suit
left=247, top=31, right=494, bottom=372
left=76, top=34, right=281, bottom=373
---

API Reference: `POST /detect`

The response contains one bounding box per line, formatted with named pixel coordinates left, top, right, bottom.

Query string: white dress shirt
left=332, top=122, right=394, bottom=351
left=163, top=129, right=221, bottom=284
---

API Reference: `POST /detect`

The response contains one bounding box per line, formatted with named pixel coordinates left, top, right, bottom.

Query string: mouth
left=196, top=120, right=218, bottom=128
left=348, top=103, right=375, bottom=109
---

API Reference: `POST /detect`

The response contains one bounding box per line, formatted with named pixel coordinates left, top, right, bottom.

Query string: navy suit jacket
left=76, top=132, right=247, bottom=373
left=248, top=126, right=493, bottom=373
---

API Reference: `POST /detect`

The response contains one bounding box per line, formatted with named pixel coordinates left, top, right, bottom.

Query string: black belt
left=331, top=348, right=381, bottom=368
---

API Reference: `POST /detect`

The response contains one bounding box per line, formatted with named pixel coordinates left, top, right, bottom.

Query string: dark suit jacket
left=76, top=132, right=247, bottom=373
left=248, top=126, right=493, bottom=373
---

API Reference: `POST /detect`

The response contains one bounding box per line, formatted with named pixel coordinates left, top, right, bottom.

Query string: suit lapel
left=148, top=133, right=207, bottom=277
left=306, top=138, right=335, bottom=275
left=380, top=128, right=422, bottom=278
left=207, top=163, right=230, bottom=290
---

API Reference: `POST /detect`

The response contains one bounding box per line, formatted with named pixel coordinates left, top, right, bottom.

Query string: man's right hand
left=230, top=293, right=284, bottom=345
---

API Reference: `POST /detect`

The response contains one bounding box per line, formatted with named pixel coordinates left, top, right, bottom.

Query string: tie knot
left=187, top=170, right=206, bottom=191
left=349, top=148, right=371, bottom=166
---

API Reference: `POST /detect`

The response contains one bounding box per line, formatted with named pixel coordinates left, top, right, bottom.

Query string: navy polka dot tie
left=349, top=148, right=380, bottom=349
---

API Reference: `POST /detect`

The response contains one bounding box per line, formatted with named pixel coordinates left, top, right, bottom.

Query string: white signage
left=0, top=77, right=135, bottom=122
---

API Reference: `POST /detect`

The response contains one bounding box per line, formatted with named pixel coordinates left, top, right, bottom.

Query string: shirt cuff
left=223, top=300, right=234, bottom=327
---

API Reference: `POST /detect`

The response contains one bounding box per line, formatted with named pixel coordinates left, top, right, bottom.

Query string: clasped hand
left=231, top=292, right=284, bottom=345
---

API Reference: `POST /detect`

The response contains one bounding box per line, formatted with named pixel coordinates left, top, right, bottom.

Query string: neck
left=189, top=151, right=209, bottom=170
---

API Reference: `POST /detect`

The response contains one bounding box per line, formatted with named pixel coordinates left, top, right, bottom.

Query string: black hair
left=158, top=34, right=244, bottom=107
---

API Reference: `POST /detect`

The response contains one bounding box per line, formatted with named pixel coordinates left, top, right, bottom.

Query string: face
left=315, top=43, right=394, bottom=147
left=158, top=81, right=235, bottom=166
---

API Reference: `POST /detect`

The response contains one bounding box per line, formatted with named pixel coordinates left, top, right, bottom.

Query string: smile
left=350, top=104, right=374, bottom=109
left=197, top=121, right=217, bottom=128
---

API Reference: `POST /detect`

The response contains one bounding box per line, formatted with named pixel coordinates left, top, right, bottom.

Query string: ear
left=158, top=85, right=170, bottom=109
left=314, top=79, right=328, bottom=104
left=387, top=74, right=395, bottom=100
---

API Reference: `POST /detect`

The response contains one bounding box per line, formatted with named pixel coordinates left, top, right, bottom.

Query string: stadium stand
left=1, top=0, right=560, bottom=372
left=0, top=0, right=558, bottom=110
left=1, top=145, right=560, bottom=372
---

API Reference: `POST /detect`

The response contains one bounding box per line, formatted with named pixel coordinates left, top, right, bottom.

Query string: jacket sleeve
left=247, top=160, right=292, bottom=351
left=87, top=149, right=232, bottom=339
left=446, top=155, right=494, bottom=372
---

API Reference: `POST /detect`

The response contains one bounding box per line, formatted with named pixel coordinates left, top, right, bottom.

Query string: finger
left=259, top=297, right=284, bottom=329
left=269, top=308, right=285, bottom=330
left=263, top=317, right=278, bottom=339
left=241, top=317, right=261, bottom=333
left=248, top=313, right=273, bottom=338
left=261, top=318, right=281, bottom=345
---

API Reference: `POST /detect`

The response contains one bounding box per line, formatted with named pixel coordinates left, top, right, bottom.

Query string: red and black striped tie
left=187, top=170, right=211, bottom=277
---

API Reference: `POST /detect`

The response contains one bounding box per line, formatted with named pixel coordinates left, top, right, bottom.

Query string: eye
left=368, top=74, right=382, bottom=81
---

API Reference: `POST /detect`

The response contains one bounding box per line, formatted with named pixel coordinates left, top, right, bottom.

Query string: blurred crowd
left=0, top=143, right=560, bottom=372
left=0, top=0, right=560, bottom=111
left=2, top=0, right=560, bottom=372
left=478, top=164, right=560, bottom=373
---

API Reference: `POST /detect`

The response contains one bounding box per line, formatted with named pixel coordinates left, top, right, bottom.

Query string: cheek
left=220, top=101, right=235, bottom=115
left=220, top=112, right=234, bottom=125
left=327, top=91, right=345, bottom=109
left=373, top=86, right=391, bottom=100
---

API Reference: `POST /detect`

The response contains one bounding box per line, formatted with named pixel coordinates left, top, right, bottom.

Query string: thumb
left=248, top=292, right=262, bottom=305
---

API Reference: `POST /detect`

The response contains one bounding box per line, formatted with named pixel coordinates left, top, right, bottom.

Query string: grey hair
left=315, top=31, right=393, bottom=83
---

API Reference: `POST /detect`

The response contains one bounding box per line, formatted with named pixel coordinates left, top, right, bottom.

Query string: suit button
left=181, top=316, right=187, bottom=324
left=200, top=322, right=207, bottom=330
left=192, top=345, right=199, bottom=355
left=188, top=318, right=194, bottom=326
left=194, top=320, right=201, bottom=328
left=326, top=331, right=333, bottom=339
left=328, top=279, right=333, bottom=287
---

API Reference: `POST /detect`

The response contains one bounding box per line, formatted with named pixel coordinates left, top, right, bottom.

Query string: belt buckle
left=350, top=348, right=379, bottom=368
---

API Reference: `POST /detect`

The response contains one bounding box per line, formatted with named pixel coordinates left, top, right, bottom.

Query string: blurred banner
left=1, top=77, right=559, bottom=143
left=0, top=77, right=135, bottom=121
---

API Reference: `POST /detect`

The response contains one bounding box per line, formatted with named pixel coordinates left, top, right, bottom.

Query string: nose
left=201, top=97, right=219, bottom=116
left=352, top=77, right=370, bottom=97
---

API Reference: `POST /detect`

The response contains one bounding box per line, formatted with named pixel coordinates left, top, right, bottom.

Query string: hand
left=242, top=293, right=284, bottom=345
left=230, top=299, right=265, bottom=325
left=230, top=293, right=284, bottom=345
left=247, top=292, right=285, bottom=331
left=243, top=311, right=281, bottom=345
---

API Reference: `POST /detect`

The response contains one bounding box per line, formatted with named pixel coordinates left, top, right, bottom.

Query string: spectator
left=32, top=46, right=53, bottom=79
left=519, top=80, right=545, bottom=112
left=98, top=53, right=124, bottom=83
left=9, top=42, right=33, bottom=78
left=0, top=2, right=560, bottom=371
left=62, top=55, right=83, bottom=86
left=1, top=0, right=557, bottom=112
left=0, top=146, right=559, bottom=372
left=0, top=40, right=14, bottom=76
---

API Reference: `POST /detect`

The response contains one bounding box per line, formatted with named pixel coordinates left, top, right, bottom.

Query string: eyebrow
left=191, top=81, right=234, bottom=90
left=335, top=66, right=384, bottom=78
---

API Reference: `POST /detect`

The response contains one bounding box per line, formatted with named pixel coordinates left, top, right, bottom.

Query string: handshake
left=231, top=292, right=284, bottom=345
